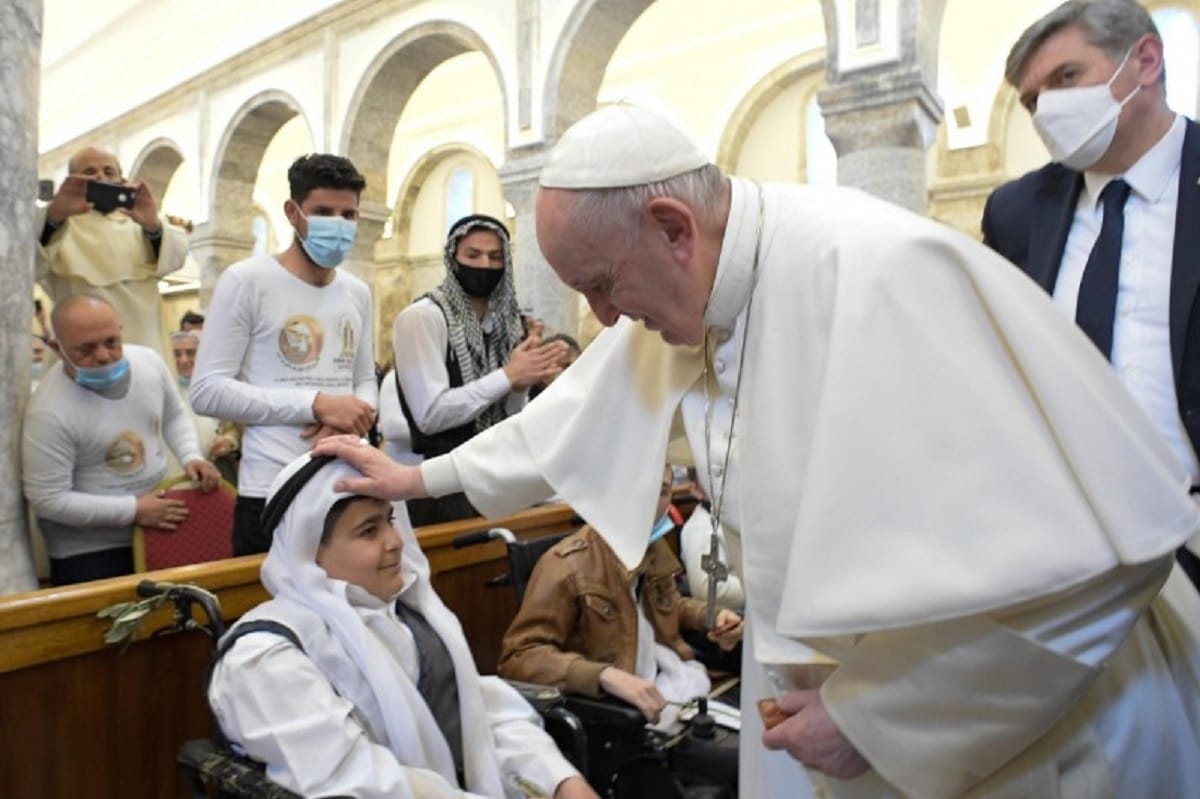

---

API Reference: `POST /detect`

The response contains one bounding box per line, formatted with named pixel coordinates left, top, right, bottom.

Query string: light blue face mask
left=64, top=352, right=131, bottom=397
left=648, top=510, right=675, bottom=544
left=177, top=374, right=191, bottom=389
left=297, top=209, right=357, bottom=269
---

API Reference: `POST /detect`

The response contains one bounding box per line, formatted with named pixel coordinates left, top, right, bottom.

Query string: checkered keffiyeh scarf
left=423, top=215, right=525, bottom=432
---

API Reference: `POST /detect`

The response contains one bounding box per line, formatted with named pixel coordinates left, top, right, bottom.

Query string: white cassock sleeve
left=476, top=676, right=580, bottom=795
left=208, top=633, right=484, bottom=799
left=420, top=318, right=701, bottom=574
left=819, top=555, right=1172, bottom=799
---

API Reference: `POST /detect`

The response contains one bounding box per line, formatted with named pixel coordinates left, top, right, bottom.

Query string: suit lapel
left=1028, top=166, right=1084, bottom=292
left=1170, top=120, right=1200, bottom=381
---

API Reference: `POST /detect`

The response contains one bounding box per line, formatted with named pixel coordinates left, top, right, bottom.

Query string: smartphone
left=86, top=181, right=136, bottom=214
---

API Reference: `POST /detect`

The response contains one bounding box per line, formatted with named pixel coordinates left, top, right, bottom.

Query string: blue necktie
left=1075, top=178, right=1132, bottom=360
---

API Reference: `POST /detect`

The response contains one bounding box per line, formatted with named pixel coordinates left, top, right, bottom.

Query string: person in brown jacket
left=498, top=465, right=742, bottom=723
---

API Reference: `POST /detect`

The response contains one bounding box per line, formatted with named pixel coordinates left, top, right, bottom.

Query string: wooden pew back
left=0, top=505, right=581, bottom=798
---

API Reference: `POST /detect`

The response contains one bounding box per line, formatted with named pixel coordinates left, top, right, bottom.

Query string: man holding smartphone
left=35, top=146, right=188, bottom=357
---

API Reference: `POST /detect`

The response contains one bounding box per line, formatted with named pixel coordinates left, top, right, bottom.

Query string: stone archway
left=341, top=21, right=508, bottom=349
left=715, top=50, right=827, bottom=174
left=194, top=90, right=310, bottom=303
left=542, top=0, right=656, bottom=138
left=128, top=137, right=184, bottom=204
left=373, top=142, right=501, bottom=362
left=209, top=90, right=308, bottom=232
left=815, top=0, right=951, bottom=210
left=341, top=21, right=508, bottom=210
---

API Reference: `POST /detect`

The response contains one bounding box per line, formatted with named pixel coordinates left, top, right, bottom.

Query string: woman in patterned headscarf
left=389, top=214, right=566, bottom=525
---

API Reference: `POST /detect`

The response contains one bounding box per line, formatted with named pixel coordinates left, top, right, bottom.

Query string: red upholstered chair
left=133, top=475, right=237, bottom=572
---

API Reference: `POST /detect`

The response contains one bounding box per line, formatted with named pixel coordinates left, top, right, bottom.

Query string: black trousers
left=232, top=495, right=269, bottom=556
left=50, top=547, right=133, bottom=585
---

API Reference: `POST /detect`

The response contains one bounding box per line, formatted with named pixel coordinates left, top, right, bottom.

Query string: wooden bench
left=0, top=504, right=583, bottom=799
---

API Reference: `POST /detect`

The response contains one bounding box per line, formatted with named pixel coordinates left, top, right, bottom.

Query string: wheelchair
left=453, top=527, right=740, bottom=799
left=123, top=580, right=297, bottom=799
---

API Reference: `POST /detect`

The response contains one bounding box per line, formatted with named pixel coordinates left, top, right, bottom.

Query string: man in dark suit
left=983, top=0, right=1199, bottom=591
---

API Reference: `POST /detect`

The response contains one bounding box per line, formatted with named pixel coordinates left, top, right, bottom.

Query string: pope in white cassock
left=318, top=105, right=1200, bottom=798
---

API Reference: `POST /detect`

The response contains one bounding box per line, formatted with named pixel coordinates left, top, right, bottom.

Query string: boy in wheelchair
left=206, top=451, right=596, bottom=798
left=499, top=465, right=743, bottom=795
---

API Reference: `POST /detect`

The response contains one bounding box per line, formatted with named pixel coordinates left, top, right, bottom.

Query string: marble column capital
left=498, top=144, right=578, bottom=338
left=498, top=144, right=551, bottom=213
left=817, top=67, right=943, bottom=212
left=188, top=221, right=257, bottom=252
left=819, top=70, right=943, bottom=153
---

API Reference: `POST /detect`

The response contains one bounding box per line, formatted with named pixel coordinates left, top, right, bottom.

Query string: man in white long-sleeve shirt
left=191, top=154, right=378, bottom=555
left=23, top=295, right=220, bottom=585
left=319, top=105, right=1200, bottom=798
left=390, top=214, right=564, bottom=525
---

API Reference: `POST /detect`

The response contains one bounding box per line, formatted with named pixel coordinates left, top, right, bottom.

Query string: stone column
left=0, top=0, right=43, bottom=594
left=499, top=145, right=580, bottom=338
left=817, top=0, right=944, bottom=213
left=188, top=222, right=255, bottom=308
left=343, top=199, right=389, bottom=363
left=372, top=235, right=412, bottom=367
left=819, top=73, right=942, bottom=212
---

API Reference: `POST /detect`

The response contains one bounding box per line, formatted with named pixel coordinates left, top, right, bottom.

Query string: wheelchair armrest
left=504, top=679, right=565, bottom=714
left=177, top=738, right=303, bottom=799
left=562, top=693, right=647, bottom=729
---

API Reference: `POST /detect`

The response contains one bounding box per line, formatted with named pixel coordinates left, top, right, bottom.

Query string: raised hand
left=311, top=435, right=426, bottom=500
left=124, top=179, right=161, bottom=233
left=504, top=335, right=568, bottom=390
left=45, top=176, right=93, bottom=225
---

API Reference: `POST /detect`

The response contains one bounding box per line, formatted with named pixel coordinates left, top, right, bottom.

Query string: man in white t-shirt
left=191, top=154, right=378, bottom=555
left=23, top=295, right=220, bottom=585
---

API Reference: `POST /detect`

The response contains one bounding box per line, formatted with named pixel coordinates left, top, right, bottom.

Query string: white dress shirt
left=1055, top=115, right=1198, bottom=483
left=391, top=298, right=525, bottom=438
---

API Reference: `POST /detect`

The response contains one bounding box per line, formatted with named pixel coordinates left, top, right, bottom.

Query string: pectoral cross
left=701, top=524, right=729, bottom=629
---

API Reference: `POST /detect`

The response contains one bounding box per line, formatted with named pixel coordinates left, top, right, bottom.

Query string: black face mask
left=455, top=263, right=505, bottom=298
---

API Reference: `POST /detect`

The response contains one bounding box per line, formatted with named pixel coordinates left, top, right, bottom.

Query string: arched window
left=1153, top=7, right=1199, bottom=118
left=251, top=211, right=272, bottom=256
left=805, top=94, right=838, bottom=187
left=445, top=167, right=474, bottom=232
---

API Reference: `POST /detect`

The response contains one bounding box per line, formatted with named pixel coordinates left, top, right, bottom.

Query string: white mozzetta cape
left=429, top=177, right=1197, bottom=634
left=422, top=178, right=1200, bottom=796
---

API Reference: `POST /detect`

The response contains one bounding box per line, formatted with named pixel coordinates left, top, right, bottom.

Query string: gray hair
left=1005, top=0, right=1163, bottom=88
left=560, top=164, right=728, bottom=247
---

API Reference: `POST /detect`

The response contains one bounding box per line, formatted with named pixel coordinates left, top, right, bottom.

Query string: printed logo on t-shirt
left=332, top=314, right=358, bottom=370
left=105, top=431, right=146, bottom=476
left=278, top=315, right=324, bottom=370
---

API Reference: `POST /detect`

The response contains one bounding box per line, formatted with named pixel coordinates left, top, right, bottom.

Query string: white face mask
left=1033, top=47, right=1141, bottom=171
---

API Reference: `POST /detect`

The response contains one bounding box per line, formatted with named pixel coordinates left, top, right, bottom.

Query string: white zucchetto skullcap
left=539, top=104, right=710, bottom=190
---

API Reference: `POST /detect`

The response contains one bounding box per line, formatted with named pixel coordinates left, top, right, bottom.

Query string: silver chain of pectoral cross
left=700, top=184, right=764, bottom=629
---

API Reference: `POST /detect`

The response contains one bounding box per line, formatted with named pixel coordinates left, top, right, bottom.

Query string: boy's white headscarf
left=260, top=450, right=507, bottom=796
